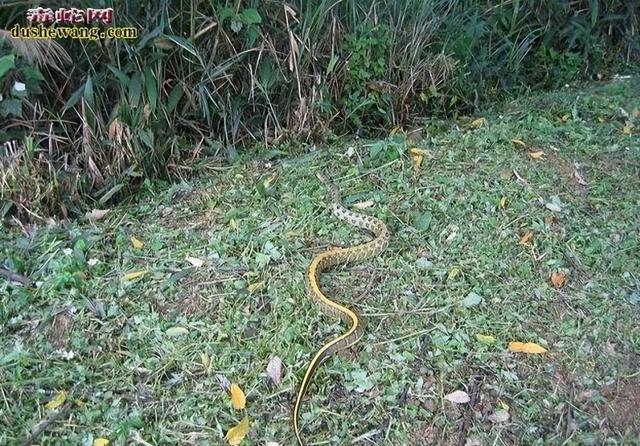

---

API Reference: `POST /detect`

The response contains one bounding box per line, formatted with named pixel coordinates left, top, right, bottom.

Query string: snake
left=293, top=173, right=390, bottom=446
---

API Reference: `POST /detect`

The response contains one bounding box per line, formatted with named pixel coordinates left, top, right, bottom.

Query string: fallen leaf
left=230, top=383, right=246, bottom=410
left=201, top=353, right=211, bottom=372
left=266, top=356, right=283, bottom=386
left=186, top=256, right=204, bottom=267
left=461, top=292, right=483, bottom=308
left=528, top=151, right=545, bottom=160
left=572, top=169, right=587, bottom=185
left=130, top=236, right=144, bottom=249
left=93, top=439, right=109, bottom=446
left=247, top=281, right=265, bottom=293
left=508, top=341, right=548, bottom=354
left=229, top=218, right=238, bottom=230
left=499, top=196, right=508, bottom=209
left=519, top=232, right=533, bottom=245
left=45, top=391, right=67, bottom=409
left=445, top=390, right=470, bottom=404
left=551, top=271, right=567, bottom=288
left=488, top=409, right=510, bottom=423
left=447, top=267, right=461, bottom=281
left=216, top=374, right=232, bottom=391
left=226, top=416, right=250, bottom=445
left=165, top=326, right=189, bottom=337
left=475, top=334, right=496, bottom=345
left=470, top=117, right=486, bottom=128
left=561, top=113, right=570, bottom=122
left=545, top=202, right=562, bottom=213
left=353, top=200, right=374, bottom=210
left=545, top=215, right=558, bottom=225
left=87, top=209, right=109, bottom=222
left=121, top=271, right=146, bottom=281
left=410, top=148, right=427, bottom=172
left=511, top=139, right=526, bottom=147
left=622, top=124, right=633, bottom=135
left=634, top=109, right=640, bottom=118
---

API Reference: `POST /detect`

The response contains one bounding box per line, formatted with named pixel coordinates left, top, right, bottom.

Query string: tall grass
left=0, top=0, right=638, bottom=221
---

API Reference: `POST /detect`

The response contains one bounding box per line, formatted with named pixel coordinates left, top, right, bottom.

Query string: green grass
left=1, top=78, right=639, bottom=446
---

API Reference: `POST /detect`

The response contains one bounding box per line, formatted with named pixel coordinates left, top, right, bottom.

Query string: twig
left=0, top=267, right=35, bottom=288
left=20, top=401, right=72, bottom=446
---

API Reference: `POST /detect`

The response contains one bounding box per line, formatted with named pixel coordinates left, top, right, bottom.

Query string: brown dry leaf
left=499, top=197, right=508, bottom=209
left=551, top=271, right=567, bottom=288
left=108, top=118, right=123, bottom=142
left=230, top=383, right=246, bottom=410
left=266, top=356, right=283, bottom=386
left=44, top=391, right=67, bottom=409
left=470, top=117, right=486, bottom=128
left=528, top=151, right=545, bottom=160
left=519, top=232, right=533, bottom=245
left=353, top=200, right=374, bottom=210
left=226, top=416, right=250, bottom=445
left=122, top=271, right=146, bottom=281
left=444, top=390, right=470, bottom=404
left=511, top=139, right=526, bottom=147
left=247, top=281, right=265, bottom=293
left=545, top=215, right=558, bottom=225
left=130, top=236, right=144, bottom=249
left=508, top=341, right=548, bottom=354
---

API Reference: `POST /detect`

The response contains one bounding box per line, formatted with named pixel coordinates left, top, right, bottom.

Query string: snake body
left=293, top=173, right=389, bottom=445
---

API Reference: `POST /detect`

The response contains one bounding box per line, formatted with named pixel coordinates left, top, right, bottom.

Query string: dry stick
left=0, top=267, right=35, bottom=288
left=20, top=401, right=73, bottom=446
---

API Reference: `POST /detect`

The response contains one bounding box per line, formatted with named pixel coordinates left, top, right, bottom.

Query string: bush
left=0, top=0, right=638, bottom=220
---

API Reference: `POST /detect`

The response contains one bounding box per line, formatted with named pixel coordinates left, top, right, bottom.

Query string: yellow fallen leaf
left=519, top=232, right=533, bottom=245
left=44, top=391, right=67, bottom=409
left=122, top=271, right=146, bottom=281
left=447, top=267, right=460, bottom=281
left=411, top=153, right=423, bottom=172
left=475, top=334, right=496, bottom=345
left=130, top=236, right=143, bottom=249
left=561, top=113, right=570, bottom=122
left=499, top=197, right=508, bottom=209
left=247, top=281, right=265, bottom=293
left=511, top=139, right=526, bottom=147
left=230, top=383, right=246, bottom=410
left=226, top=416, right=250, bottom=445
left=201, top=353, right=211, bottom=372
left=229, top=218, right=238, bottom=230
left=93, top=439, right=109, bottom=446
left=410, top=148, right=429, bottom=156
left=551, top=271, right=567, bottom=288
left=470, top=117, right=486, bottom=128
left=622, top=124, right=633, bottom=135
left=508, top=341, right=548, bottom=354
left=528, top=151, right=545, bottom=160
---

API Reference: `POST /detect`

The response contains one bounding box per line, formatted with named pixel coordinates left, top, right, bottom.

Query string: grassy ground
left=1, top=78, right=639, bottom=446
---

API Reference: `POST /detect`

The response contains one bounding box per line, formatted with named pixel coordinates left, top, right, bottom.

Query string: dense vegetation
left=1, top=0, right=638, bottom=220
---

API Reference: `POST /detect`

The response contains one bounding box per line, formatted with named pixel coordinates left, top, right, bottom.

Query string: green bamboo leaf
left=0, top=54, right=16, bottom=79
left=144, top=67, right=157, bottom=112
left=166, top=84, right=183, bottom=113
left=128, top=73, right=141, bottom=108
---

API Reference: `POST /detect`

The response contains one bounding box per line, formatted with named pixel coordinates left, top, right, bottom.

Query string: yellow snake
left=293, top=173, right=390, bottom=445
